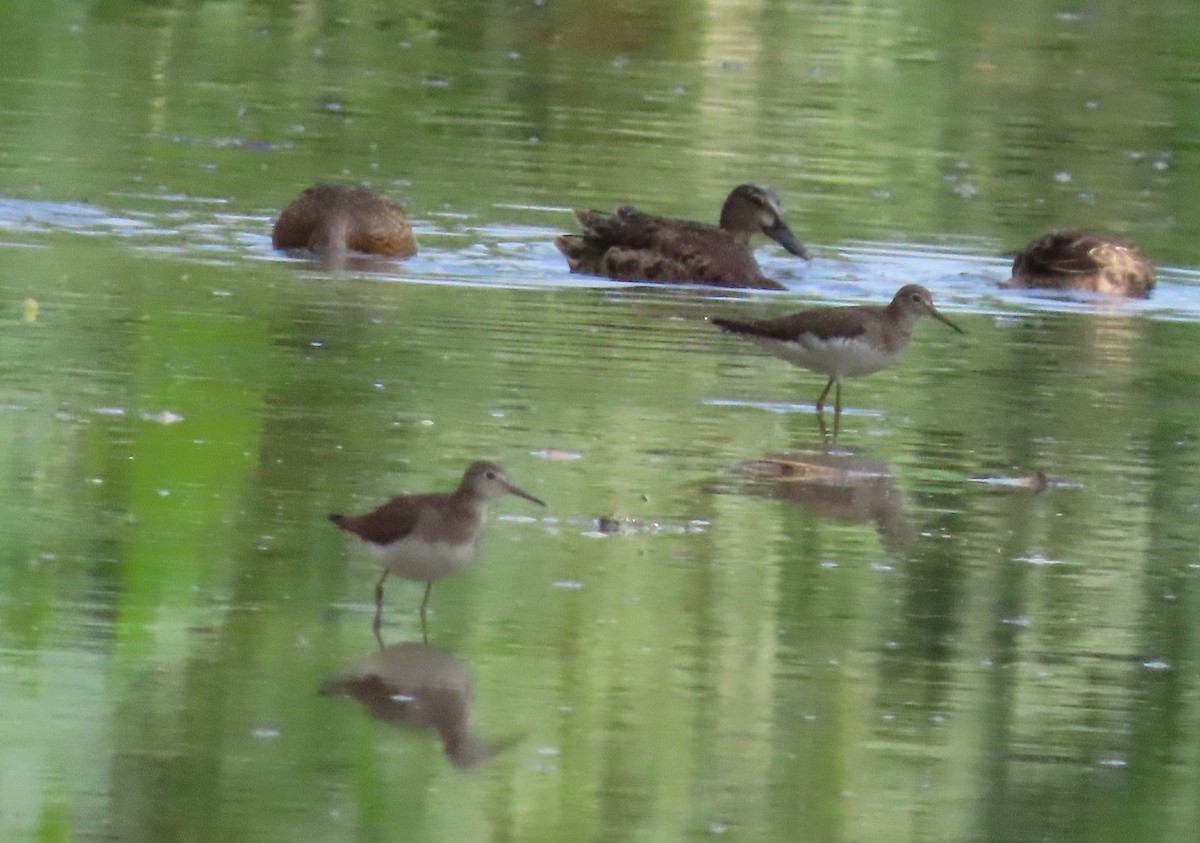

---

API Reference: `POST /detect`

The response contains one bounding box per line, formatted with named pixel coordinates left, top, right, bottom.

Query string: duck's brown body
left=555, top=184, right=808, bottom=289
left=273, top=184, right=416, bottom=258
left=1008, top=231, right=1154, bottom=298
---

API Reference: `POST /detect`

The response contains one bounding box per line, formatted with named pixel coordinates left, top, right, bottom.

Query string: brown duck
left=555, top=184, right=809, bottom=290
left=272, top=184, right=417, bottom=259
left=1007, top=231, right=1154, bottom=297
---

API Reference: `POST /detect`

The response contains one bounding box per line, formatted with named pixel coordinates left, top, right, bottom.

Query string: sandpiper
left=712, top=284, right=964, bottom=426
left=329, top=462, right=545, bottom=629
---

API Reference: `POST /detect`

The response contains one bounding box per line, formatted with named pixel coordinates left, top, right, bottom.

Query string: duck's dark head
left=719, top=184, right=810, bottom=260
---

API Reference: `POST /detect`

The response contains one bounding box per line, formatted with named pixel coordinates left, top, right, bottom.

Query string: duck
left=272, top=184, right=417, bottom=259
left=554, top=184, right=809, bottom=290
left=1006, top=231, right=1154, bottom=297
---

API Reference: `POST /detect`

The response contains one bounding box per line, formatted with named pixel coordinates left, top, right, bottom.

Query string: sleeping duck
left=273, top=184, right=416, bottom=259
left=1007, top=231, right=1154, bottom=297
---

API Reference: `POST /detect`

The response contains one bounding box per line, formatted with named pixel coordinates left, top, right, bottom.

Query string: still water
left=2, top=1, right=1199, bottom=841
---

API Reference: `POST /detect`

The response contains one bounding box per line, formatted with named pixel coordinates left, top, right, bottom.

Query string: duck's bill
left=505, top=482, right=547, bottom=507
left=764, top=219, right=811, bottom=260
left=933, top=310, right=966, bottom=334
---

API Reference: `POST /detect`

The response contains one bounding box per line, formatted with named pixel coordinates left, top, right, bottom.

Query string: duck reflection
left=322, top=640, right=503, bottom=769
left=732, top=451, right=912, bottom=552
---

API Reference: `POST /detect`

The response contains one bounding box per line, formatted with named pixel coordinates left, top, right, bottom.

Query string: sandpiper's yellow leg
left=815, top=377, right=835, bottom=413
left=832, top=382, right=844, bottom=443
left=372, top=570, right=389, bottom=640
left=816, top=411, right=832, bottom=448
left=419, top=581, right=433, bottom=618
left=374, top=569, right=389, bottom=606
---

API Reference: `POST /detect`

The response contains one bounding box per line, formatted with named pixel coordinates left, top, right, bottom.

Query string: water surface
left=2, top=2, right=1199, bottom=842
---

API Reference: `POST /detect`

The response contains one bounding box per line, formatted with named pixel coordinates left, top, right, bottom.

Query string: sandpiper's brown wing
left=713, top=305, right=873, bottom=344
left=329, top=493, right=436, bottom=546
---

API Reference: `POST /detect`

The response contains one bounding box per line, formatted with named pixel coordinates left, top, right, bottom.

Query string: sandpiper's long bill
left=712, top=284, right=964, bottom=422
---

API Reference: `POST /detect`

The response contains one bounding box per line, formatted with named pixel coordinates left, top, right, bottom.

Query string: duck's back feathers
left=555, top=206, right=785, bottom=290
left=555, top=185, right=807, bottom=290
left=273, top=184, right=417, bottom=259
left=1008, top=231, right=1154, bottom=297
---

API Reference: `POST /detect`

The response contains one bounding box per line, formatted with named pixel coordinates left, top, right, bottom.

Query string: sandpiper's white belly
left=755, top=334, right=897, bottom=380
left=368, top=536, right=480, bottom=582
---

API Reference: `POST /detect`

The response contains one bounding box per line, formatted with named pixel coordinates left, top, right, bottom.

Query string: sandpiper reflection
left=322, top=641, right=506, bottom=769
left=732, top=450, right=912, bottom=552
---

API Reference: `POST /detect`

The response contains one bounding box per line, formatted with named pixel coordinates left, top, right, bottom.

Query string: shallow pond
left=2, top=2, right=1199, bottom=842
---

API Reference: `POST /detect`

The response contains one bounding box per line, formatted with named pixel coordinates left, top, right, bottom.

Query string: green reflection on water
left=1, top=2, right=1199, bottom=842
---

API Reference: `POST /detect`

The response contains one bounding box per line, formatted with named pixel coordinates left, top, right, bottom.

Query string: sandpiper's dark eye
left=911, top=292, right=921, bottom=302
left=486, top=470, right=497, bottom=480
